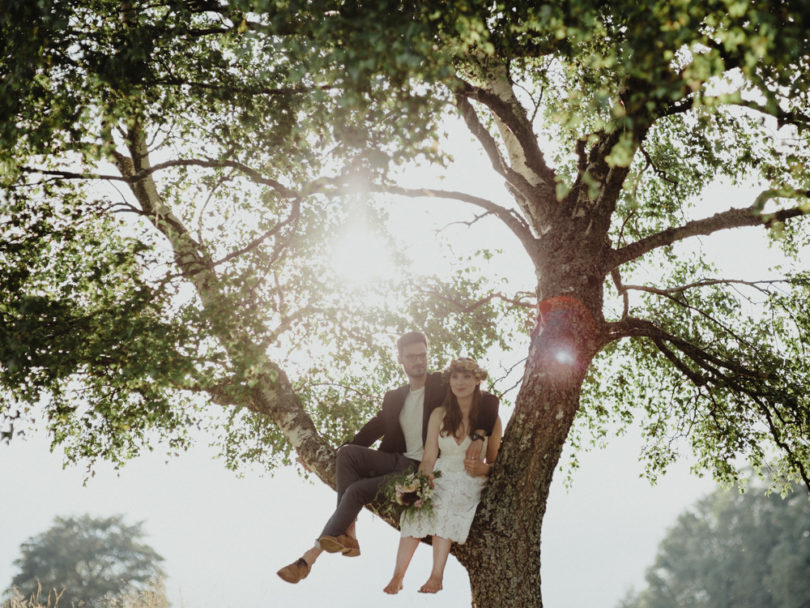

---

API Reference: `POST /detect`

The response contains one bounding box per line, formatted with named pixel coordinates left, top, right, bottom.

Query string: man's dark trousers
left=319, top=444, right=416, bottom=539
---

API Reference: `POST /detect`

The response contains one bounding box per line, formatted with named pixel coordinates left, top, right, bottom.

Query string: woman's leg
left=419, top=536, right=451, bottom=593
left=383, top=536, right=420, bottom=594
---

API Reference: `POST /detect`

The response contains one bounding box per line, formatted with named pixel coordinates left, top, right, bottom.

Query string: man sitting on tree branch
left=277, top=331, right=500, bottom=584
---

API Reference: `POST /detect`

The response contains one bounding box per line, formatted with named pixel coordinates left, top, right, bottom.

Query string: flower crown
left=445, top=357, right=488, bottom=381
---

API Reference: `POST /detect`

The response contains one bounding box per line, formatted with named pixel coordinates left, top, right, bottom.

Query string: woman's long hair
left=440, top=385, right=482, bottom=440
left=440, top=358, right=487, bottom=440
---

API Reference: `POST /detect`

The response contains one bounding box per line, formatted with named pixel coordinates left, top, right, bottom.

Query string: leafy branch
left=605, top=316, right=810, bottom=490
left=611, top=190, right=810, bottom=269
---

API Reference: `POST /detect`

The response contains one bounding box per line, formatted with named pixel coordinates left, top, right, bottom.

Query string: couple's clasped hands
left=463, top=435, right=489, bottom=477
left=420, top=435, right=488, bottom=487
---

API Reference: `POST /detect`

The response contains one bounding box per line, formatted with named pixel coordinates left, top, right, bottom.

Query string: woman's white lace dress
left=399, top=432, right=488, bottom=544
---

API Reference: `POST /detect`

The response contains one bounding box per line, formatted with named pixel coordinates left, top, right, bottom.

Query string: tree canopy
left=5, top=515, right=167, bottom=608
left=0, top=0, right=525, bottom=474
left=618, top=481, right=810, bottom=608
left=2, top=1, right=810, bottom=605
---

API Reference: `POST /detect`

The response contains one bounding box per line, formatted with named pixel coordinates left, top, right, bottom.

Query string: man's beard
left=406, top=365, right=427, bottom=379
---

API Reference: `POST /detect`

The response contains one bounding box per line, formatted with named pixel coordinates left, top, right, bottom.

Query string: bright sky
left=0, top=424, right=715, bottom=608
left=0, top=114, right=795, bottom=607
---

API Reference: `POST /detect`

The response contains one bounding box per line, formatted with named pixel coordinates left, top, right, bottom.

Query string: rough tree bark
left=461, top=301, right=600, bottom=607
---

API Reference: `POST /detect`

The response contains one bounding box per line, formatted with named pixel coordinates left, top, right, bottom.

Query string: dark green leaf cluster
left=0, top=188, right=203, bottom=466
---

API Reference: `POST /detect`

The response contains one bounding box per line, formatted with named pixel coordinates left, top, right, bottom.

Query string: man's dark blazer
left=350, top=371, right=499, bottom=454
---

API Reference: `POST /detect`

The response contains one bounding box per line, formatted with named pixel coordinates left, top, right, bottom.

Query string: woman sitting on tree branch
left=383, top=357, right=502, bottom=594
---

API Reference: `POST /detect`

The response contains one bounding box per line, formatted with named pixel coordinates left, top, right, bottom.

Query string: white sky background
left=0, top=422, right=715, bottom=608
left=0, top=113, right=798, bottom=607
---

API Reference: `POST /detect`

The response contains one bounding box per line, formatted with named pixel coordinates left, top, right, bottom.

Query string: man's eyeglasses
left=403, top=353, right=427, bottom=362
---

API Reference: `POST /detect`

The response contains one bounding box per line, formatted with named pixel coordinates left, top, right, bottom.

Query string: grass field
left=3, top=585, right=169, bottom=608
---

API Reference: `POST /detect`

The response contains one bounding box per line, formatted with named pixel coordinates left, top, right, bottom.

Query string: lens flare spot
left=553, top=348, right=576, bottom=365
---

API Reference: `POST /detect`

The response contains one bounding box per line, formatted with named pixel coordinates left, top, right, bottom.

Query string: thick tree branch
left=112, top=144, right=214, bottom=276
left=454, top=94, right=510, bottom=179
left=604, top=317, right=765, bottom=379
left=606, top=317, right=809, bottom=489
left=564, top=127, right=640, bottom=232
left=373, top=185, right=538, bottom=260
left=611, top=193, right=810, bottom=269
left=25, top=159, right=303, bottom=272
left=458, top=81, right=554, bottom=184
left=111, top=119, right=337, bottom=485
left=625, top=284, right=757, bottom=352
left=651, top=337, right=708, bottom=386
left=455, top=76, right=556, bottom=194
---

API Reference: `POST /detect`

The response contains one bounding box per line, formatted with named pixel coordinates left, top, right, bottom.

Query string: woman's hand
left=417, top=464, right=436, bottom=488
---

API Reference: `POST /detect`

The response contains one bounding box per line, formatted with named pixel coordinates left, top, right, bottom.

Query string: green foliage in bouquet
left=379, top=468, right=442, bottom=521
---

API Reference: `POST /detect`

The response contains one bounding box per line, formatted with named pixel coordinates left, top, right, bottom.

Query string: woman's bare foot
left=383, top=576, right=404, bottom=594
left=418, top=576, right=443, bottom=593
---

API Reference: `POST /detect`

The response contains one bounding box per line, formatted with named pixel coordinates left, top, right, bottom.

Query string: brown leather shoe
left=318, top=534, right=361, bottom=557
left=340, top=535, right=360, bottom=557
left=276, top=558, right=310, bottom=584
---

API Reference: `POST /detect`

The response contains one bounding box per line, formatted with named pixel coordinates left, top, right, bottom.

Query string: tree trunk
left=457, top=294, right=600, bottom=607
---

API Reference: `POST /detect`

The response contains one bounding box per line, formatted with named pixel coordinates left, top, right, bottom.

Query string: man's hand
left=464, top=458, right=491, bottom=477
left=464, top=430, right=486, bottom=462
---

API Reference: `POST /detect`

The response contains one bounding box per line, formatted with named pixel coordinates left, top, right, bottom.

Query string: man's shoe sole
left=318, top=535, right=360, bottom=556
left=318, top=536, right=345, bottom=553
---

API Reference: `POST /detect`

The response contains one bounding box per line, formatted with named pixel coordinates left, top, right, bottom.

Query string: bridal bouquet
left=380, top=469, right=442, bottom=520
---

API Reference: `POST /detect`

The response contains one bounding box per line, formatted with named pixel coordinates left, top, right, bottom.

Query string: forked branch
left=605, top=317, right=763, bottom=378
left=454, top=93, right=538, bottom=205
left=456, top=81, right=553, bottom=182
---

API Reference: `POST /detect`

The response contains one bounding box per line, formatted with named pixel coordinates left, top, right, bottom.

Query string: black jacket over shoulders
left=350, top=371, right=499, bottom=454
